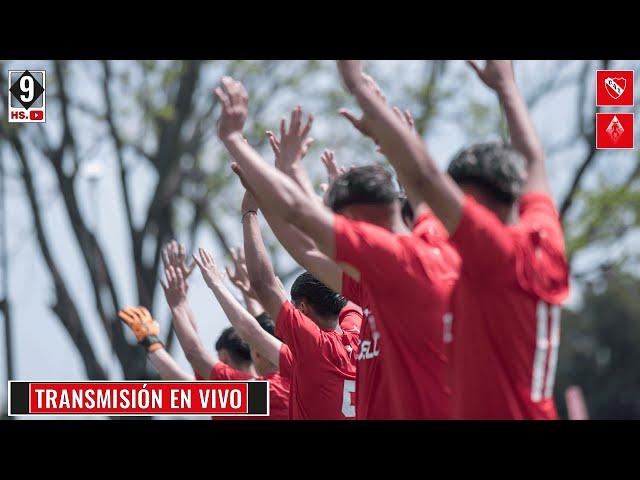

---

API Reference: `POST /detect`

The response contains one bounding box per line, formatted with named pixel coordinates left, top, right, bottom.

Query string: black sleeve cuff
left=140, top=335, right=163, bottom=351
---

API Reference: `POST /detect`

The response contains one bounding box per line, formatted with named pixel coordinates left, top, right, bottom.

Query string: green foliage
left=565, top=177, right=640, bottom=258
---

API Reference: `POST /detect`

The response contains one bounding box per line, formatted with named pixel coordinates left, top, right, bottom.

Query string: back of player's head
left=326, top=164, right=399, bottom=213
left=447, top=141, right=527, bottom=206
left=255, top=312, right=276, bottom=338
left=291, top=271, right=347, bottom=318
left=215, top=327, right=252, bottom=366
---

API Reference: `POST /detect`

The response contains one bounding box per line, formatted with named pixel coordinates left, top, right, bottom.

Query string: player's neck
left=256, top=363, right=278, bottom=377
left=390, top=215, right=412, bottom=234
left=237, top=363, right=257, bottom=377
left=316, top=316, right=340, bottom=332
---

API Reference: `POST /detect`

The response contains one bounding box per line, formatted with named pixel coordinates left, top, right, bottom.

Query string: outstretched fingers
left=339, top=109, right=361, bottom=131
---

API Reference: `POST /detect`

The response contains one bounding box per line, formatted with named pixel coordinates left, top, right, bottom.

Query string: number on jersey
left=341, top=379, right=356, bottom=418
left=531, top=302, right=561, bottom=402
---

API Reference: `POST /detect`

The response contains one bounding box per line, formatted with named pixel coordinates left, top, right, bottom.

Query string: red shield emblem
left=596, top=70, right=634, bottom=106
left=604, top=77, right=626, bottom=99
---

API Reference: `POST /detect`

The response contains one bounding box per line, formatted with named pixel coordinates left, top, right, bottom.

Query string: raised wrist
left=495, top=80, right=519, bottom=99
left=220, top=131, right=245, bottom=145
left=170, top=302, right=190, bottom=317
left=141, top=335, right=164, bottom=353
left=242, top=210, right=258, bottom=222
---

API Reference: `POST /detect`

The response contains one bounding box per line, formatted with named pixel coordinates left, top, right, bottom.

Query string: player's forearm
left=148, top=348, right=194, bottom=381
left=242, top=212, right=280, bottom=297
left=262, top=205, right=342, bottom=292
left=278, top=162, right=318, bottom=202
left=497, top=83, right=545, bottom=170
left=225, top=133, right=336, bottom=255
left=242, top=291, right=265, bottom=317
left=185, top=305, right=198, bottom=333
left=206, top=278, right=281, bottom=365
left=223, top=133, right=308, bottom=220
left=351, top=85, right=449, bottom=204
left=170, top=303, right=215, bottom=378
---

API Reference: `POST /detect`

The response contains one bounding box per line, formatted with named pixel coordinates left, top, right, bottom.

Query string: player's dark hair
left=255, top=312, right=276, bottom=338
left=291, top=272, right=347, bottom=317
left=447, top=141, right=527, bottom=206
left=215, top=327, right=252, bottom=365
left=326, top=165, right=399, bottom=213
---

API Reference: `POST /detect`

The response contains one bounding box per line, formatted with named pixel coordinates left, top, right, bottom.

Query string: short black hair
left=290, top=272, right=347, bottom=317
left=326, top=164, right=399, bottom=213
left=447, top=141, right=527, bottom=206
left=215, top=327, right=252, bottom=365
left=255, top=312, right=276, bottom=337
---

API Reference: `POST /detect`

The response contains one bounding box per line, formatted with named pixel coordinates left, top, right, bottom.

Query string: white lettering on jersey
left=531, top=301, right=561, bottom=402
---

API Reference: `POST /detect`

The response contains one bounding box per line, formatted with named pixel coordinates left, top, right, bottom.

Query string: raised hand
left=265, top=105, right=314, bottom=171
left=215, top=76, right=249, bottom=141
left=339, top=73, right=387, bottom=144
left=467, top=60, right=515, bottom=93
left=160, top=265, right=188, bottom=309
left=118, top=306, right=163, bottom=352
left=193, top=247, right=225, bottom=290
left=162, top=241, right=196, bottom=280
left=320, top=149, right=345, bottom=184
left=225, top=247, right=253, bottom=296
left=392, top=107, right=418, bottom=136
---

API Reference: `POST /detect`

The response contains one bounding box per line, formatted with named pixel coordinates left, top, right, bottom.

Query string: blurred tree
left=0, top=60, right=322, bottom=381
left=555, top=269, right=640, bottom=419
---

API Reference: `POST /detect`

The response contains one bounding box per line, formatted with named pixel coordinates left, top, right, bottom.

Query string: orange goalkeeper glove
left=118, top=306, right=164, bottom=353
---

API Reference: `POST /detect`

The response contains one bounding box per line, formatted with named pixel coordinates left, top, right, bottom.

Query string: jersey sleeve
left=275, top=300, right=323, bottom=358
left=339, top=303, right=364, bottom=333
left=278, top=343, right=294, bottom=379
left=341, top=271, right=363, bottom=305
left=413, top=210, right=449, bottom=242
left=450, top=194, right=517, bottom=283
left=514, top=193, right=570, bottom=303
left=208, top=362, right=254, bottom=381
left=334, top=214, right=412, bottom=286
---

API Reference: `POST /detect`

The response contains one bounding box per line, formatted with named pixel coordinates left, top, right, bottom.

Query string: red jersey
left=203, top=362, right=290, bottom=420
left=334, top=211, right=460, bottom=419
left=275, top=300, right=361, bottom=419
left=449, top=193, right=570, bottom=419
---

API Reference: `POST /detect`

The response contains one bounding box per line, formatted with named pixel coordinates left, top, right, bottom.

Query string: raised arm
left=240, top=190, right=289, bottom=319
left=467, top=60, right=549, bottom=194
left=160, top=264, right=216, bottom=379
left=337, top=61, right=464, bottom=234
left=260, top=204, right=346, bottom=293
left=214, top=77, right=336, bottom=257
left=118, top=306, right=194, bottom=381
left=193, top=247, right=283, bottom=367
left=262, top=114, right=349, bottom=291
left=266, top=105, right=318, bottom=200
left=225, top=246, right=265, bottom=317
left=161, top=242, right=198, bottom=332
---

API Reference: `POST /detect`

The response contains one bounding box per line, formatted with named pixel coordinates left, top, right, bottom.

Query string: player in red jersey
left=214, top=78, right=458, bottom=419
left=159, top=241, right=289, bottom=419
left=239, top=186, right=360, bottom=420
left=337, top=60, right=570, bottom=419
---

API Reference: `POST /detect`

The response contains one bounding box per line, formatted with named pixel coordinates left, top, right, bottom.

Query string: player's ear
left=297, top=300, right=308, bottom=316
